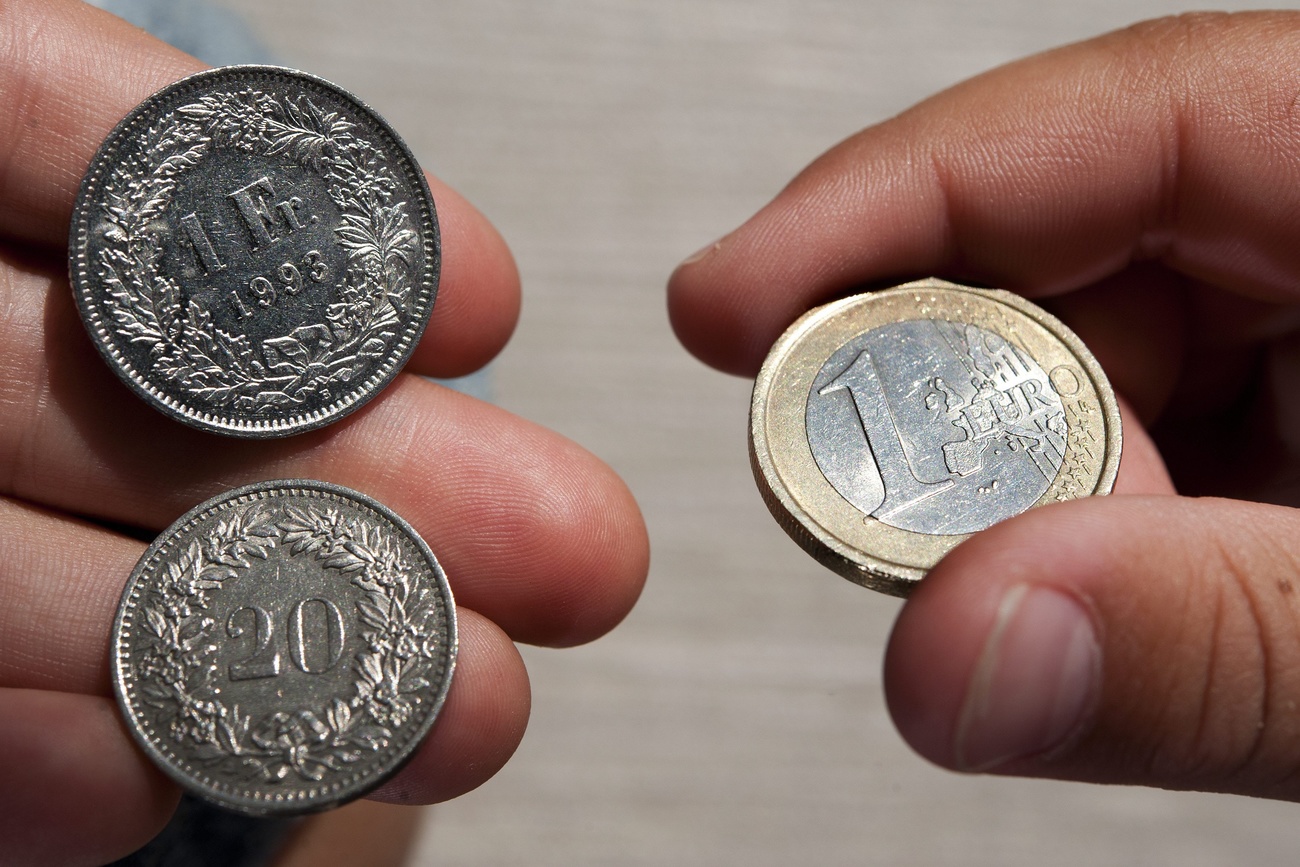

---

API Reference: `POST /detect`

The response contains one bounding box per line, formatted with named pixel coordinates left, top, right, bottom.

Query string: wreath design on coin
left=96, top=87, right=419, bottom=412
left=133, top=503, right=446, bottom=784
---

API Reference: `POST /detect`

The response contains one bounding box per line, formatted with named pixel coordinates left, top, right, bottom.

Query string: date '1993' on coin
left=70, top=65, right=439, bottom=438
left=749, top=279, right=1121, bottom=598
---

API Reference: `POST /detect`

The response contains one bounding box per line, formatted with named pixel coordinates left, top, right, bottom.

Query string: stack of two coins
left=70, top=66, right=454, bottom=814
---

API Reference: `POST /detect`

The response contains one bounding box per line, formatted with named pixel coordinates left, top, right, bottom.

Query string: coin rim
left=110, top=478, right=458, bottom=816
left=750, top=278, right=1122, bottom=597
left=69, top=65, right=441, bottom=438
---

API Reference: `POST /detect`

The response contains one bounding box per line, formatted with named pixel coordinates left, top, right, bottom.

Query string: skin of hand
left=671, top=10, right=1300, bottom=801
left=0, top=2, right=648, bottom=864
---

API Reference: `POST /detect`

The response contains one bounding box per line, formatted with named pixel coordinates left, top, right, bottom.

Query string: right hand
left=670, top=10, right=1300, bottom=802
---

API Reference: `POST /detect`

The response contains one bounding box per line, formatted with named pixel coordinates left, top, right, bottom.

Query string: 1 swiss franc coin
left=750, top=278, right=1121, bottom=597
left=70, top=66, right=439, bottom=437
left=112, top=480, right=456, bottom=815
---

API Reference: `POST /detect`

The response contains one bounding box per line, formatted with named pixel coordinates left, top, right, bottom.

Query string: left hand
left=0, top=3, right=649, bottom=864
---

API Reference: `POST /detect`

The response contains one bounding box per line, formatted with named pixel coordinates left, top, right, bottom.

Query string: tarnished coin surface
left=112, top=480, right=456, bottom=815
left=750, top=278, right=1121, bottom=597
left=70, top=66, right=439, bottom=437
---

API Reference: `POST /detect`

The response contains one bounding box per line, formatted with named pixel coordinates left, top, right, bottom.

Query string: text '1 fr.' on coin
left=111, top=479, right=457, bottom=816
left=70, top=65, right=440, bottom=438
left=749, top=278, right=1121, bottom=598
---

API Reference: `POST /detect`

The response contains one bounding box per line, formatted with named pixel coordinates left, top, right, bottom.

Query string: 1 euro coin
left=749, top=278, right=1121, bottom=597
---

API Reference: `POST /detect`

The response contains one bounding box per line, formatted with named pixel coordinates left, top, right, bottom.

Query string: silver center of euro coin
left=70, top=66, right=439, bottom=437
left=806, top=318, right=1068, bottom=535
left=112, top=480, right=456, bottom=815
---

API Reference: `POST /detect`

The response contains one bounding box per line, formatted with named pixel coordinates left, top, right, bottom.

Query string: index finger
left=668, top=11, right=1300, bottom=375
left=0, top=0, right=517, bottom=376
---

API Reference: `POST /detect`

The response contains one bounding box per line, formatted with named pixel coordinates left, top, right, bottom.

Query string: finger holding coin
left=4, top=0, right=518, bottom=381
left=672, top=12, right=1300, bottom=802
left=67, top=63, right=518, bottom=436
left=0, top=493, right=531, bottom=856
left=1, top=293, right=640, bottom=849
left=0, top=477, right=518, bottom=858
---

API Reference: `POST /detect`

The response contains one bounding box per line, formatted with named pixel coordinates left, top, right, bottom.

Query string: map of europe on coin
left=749, top=279, right=1121, bottom=597
left=111, top=480, right=457, bottom=815
left=70, top=66, right=439, bottom=437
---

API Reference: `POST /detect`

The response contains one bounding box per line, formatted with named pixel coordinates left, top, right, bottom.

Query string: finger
left=669, top=11, right=1300, bottom=375
left=1037, top=264, right=1188, bottom=427
left=0, top=0, right=518, bottom=375
left=1109, top=396, right=1173, bottom=496
left=0, top=689, right=179, bottom=867
left=0, top=497, right=134, bottom=694
left=0, top=0, right=201, bottom=245
left=884, top=495, right=1300, bottom=799
left=10, top=365, right=649, bottom=648
left=407, top=176, right=520, bottom=378
left=2, top=239, right=643, bottom=650
left=369, top=609, right=530, bottom=805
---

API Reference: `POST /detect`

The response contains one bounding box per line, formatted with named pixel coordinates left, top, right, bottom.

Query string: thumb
left=885, top=495, right=1300, bottom=798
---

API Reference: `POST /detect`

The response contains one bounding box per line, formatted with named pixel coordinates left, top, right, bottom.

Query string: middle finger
left=0, top=253, right=648, bottom=649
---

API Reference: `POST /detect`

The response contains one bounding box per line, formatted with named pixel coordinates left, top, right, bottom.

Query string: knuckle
left=1139, top=517, right=1300, bottom=794
left=1115, top=12, right=1300, bottom=137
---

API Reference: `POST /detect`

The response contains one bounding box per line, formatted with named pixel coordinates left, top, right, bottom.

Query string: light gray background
left=218, top=2, right=1300, bottom=864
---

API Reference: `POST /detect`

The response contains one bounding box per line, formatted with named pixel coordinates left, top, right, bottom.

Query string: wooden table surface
left=222, top=1, right=1300, bottom=863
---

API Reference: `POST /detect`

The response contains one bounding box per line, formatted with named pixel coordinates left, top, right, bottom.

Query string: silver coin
left=70, top=66, right=439, bottom=437
left=806, top=317, right=1068, bottom=536
left=111, top=480, right=457, bottom=815
left=750, top=279, right=1121, bottom=596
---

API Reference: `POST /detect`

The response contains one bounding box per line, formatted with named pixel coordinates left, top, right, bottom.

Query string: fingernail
left=954, top=584, right=1100, bottom=771
left=677, top=237, right=724, bottom=268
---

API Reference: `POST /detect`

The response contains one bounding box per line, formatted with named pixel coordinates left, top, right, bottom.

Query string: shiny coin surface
left=70, top=66, right=439, bottom=437
left=112, top=480, right=456, bottom=815
left=750, top=278, right=1121, bottom=597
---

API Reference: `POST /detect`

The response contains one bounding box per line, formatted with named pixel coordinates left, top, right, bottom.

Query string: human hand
left=670, top=11, right=1300, bottom=799
left=0, top=2, right=647, bottom=864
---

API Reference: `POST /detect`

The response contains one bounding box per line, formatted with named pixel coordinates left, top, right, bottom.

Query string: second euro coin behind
left=750, top=278, right=1121, bottom=597
left=70, top=65, right=440, bottom=438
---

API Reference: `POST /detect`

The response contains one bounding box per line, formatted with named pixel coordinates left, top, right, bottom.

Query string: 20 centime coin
left=111, top=479, right=456, bottom=815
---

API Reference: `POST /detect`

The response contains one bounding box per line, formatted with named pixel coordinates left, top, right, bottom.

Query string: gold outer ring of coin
left=749, top=278, right=1122, bottom=598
